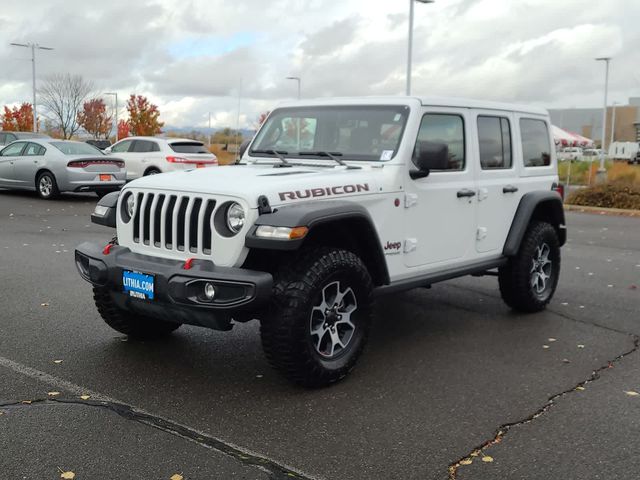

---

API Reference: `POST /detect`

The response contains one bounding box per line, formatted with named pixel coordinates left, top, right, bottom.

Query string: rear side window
left=478, top=116, right=512, bottom=169
left=24, top=143, right=45, bottom=156
left=132, top=140, right=160, bottom=153
left=169, top=142, right=209, bottom=154
left=520, top=119, right=551, bottom=167
left=414, top=114, right=465, bottom=171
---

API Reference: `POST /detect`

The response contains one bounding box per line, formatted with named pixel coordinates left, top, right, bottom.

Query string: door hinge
left=404, top=238, right=418, bottom=253
left=476, top=227, right=488, bottom=241
left=404, top=193, right=418, bottom=208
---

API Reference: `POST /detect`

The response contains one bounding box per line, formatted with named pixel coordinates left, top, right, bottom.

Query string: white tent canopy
left=552, top=125, right=595, bottom=148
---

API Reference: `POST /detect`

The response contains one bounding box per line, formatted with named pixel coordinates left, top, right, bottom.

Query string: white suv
left=106, top=136, right=217, bottom=180
left=76, top=97, right=566, bottom=387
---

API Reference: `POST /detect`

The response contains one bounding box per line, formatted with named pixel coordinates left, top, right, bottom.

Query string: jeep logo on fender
left=279, top=184, right=370, bottom=201
left=383, top=240, right=402, bottom=254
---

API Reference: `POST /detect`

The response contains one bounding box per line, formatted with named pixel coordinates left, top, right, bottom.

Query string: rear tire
left=36, top=171, right=60, bottom=199
left=93, top=287, right=181, bottom=339
left=260, top=248, right=373, bottom=388
left=499, top=221, right=560, bottom=313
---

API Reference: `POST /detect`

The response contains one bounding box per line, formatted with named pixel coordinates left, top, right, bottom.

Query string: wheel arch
left=34, top=167, right=55, bottom=185
left=143, top=166, right=162, bottom=176
left=244, top=201, right=390, bottom=286
left=503, top=191, right=566, bottom=256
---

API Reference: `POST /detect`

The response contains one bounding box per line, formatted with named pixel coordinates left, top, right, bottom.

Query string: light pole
left=406, top=0, right=434, bottom=96
left=610, top=101, right=618, bottom=147
left=286, top=76, right=301, bottom=99
left=10, top=42, right=54, bottom=132
left=104, top=92, right=118, bottom=141
left=595, top=57, right=611, bottom=182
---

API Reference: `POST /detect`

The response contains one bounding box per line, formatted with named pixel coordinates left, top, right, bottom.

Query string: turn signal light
left=255, top=225, right=308, bottom=240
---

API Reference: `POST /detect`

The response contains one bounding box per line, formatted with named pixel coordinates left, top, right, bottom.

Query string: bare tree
left=39, top=74, right=93, bottom=139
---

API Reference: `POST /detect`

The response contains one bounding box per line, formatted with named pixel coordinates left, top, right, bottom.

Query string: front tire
left=260, top=248, right=373, bottom=388
left=93, top=287, right=181, bottom=339
left=36, top=171, right=60, bottom=199
left=499, top=221, right=560, bottom=312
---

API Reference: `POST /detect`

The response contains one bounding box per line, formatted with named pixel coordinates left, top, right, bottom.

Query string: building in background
left=549, top=97, right=640, bottom=149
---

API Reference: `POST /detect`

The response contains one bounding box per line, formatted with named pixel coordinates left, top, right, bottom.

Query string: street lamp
left=104, top=92, right=118, bottom=142
left=286, top=76, right=301, bottom=99
left=407, top=0, right=434, bottom=96
left=595, top=57, right=611, bottom=182
left=10, top=42, right=54, bottom=132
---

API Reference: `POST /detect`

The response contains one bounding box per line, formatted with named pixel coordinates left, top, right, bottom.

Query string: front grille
left=132, top=192, right=216, bottom=255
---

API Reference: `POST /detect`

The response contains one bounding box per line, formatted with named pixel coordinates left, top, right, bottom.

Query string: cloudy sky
left=1, top=0, right=639, bottom=129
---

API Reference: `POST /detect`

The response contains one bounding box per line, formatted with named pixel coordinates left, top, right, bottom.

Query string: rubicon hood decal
left=279, top=184, right=370, bottom=201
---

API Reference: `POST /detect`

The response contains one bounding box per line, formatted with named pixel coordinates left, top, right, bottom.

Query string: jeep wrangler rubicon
left=76, top=97, right=566, bottom=387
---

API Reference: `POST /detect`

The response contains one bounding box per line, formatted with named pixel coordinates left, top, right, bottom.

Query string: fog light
left=204, top=282, right=216, bottom=301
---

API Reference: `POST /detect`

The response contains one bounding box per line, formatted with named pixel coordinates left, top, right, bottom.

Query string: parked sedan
left=105, top=136, right=218, bottom=180
left=0, top=139, right=126, bottom=199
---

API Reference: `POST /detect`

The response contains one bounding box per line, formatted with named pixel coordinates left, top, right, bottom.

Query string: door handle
left=457, top=189, right=476, bottom=198
left=503, top=185, right=518, bottom=194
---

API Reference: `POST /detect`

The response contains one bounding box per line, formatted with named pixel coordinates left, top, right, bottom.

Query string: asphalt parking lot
left=1, top=190, right=639, bottom=480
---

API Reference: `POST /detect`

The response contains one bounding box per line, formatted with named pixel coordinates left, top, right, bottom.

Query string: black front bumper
left=75, top=242, right=273, bottom=330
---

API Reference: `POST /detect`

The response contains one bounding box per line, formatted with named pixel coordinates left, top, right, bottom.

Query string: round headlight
left=226, top=202, right=245, bottom=233
left=126, top=194, right=136, bottom=218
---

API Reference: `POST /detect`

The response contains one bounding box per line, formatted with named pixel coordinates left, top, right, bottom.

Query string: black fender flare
left=245, top=200, right=390, bottom=284
left=91, top=191, right=120, bottom=228
left=503, top=191, right=566, bottom=256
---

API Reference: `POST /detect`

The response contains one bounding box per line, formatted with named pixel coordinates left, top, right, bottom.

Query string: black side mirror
left=238, top=139, right=251, bottom=159
left=410, top=141, right=449, bottom=179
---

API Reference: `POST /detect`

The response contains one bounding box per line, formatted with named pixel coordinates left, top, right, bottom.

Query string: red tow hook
left=183, top=258, right=195, bottom=270
left=102, top=243, right=114, bottom=255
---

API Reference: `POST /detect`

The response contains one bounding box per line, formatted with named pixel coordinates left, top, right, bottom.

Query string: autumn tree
left=39, top=74, right=93, bottom=139
left=117, top=119, right=130, bottom=139
left=77, top=98, right=112, bottom=139
left=126, top=95, right=163, bottom=136
left=1, top=103, right=34, bottom=131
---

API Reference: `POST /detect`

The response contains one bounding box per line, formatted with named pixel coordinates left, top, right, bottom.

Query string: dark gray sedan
left=0, top=139, right=126, bottom=199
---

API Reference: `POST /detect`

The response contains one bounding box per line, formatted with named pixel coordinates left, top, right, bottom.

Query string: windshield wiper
left=298, top=151, right=360, bottom=169
left=251, top=149, right=292, bottom=168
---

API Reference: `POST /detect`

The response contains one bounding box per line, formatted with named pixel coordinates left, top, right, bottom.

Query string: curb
left=564, top=204, right=640, bottom=218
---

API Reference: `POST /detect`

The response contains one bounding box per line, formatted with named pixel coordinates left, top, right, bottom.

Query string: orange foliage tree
left=117, top=119, right=130, bottom=139
left=126, top=95, right=163, bottom=136
left=1, top=103, right=34, bottom=131
left=77, top=98, right=112, bottom=139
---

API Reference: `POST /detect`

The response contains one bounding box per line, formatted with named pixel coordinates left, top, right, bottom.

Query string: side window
left=520, top=119, right=551, bottom=167
left=478, top=116, right=512, bottom=169
left=132, top=140, right=157, bottom=153
left=24, top=143, right=45, bottom=156
left=1, top=142, right=26, bottom=156
left=0, top=133, right=5, bottom=144
left=111, top=140, right=133, bottom=153
left=6, top=134, right=17, bottom=143
left=414, top=114, right=465, bottom=171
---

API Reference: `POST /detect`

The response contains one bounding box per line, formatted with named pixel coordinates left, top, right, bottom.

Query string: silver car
left=0, top=139, right=126, bottom=199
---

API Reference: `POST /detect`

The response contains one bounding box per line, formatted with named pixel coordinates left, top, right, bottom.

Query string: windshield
left=250, top=105, right=410, bottom=161
left=51, top=142, right=104, bottom=156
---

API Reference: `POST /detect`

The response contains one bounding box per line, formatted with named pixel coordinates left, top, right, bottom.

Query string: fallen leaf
left=60, top=471, right=75, bottom=479
left=625, top=391, right=639, bottom=396
left=41, top=303, right=50, bottom=307
left=470, top=451, right=480, bottom=457
left=460, top=459, right=473, bottom=465
left=577, top=344, right=585, bottom=349
left=562, top=358, right=571, bottom=363
left=21, top=400, right=32, bottom=404
left=80, top=395, right=90, bottom=400
left=47, top=391, right=60, bottom=397
left=170, top=474, right=184, bottom=480
left=542, top=345, right=550, bottom=349
left=53, top=360, right=63, bottom=364
left=607, top=284, right=614, bottom=288
left=482, top=456, right=494, bottom=463
left=561, top=302, right=569, bottom=306
left=548, top=338, right=557, bottom=342
left=576, top=386, right=585, bottom=391
left=256, top=374, right=263, bottom=378
left=579, top=305, right=585, bottom=309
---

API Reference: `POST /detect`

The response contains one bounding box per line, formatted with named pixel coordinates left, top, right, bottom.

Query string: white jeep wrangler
left=76, top=97, right=566, bottom=387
